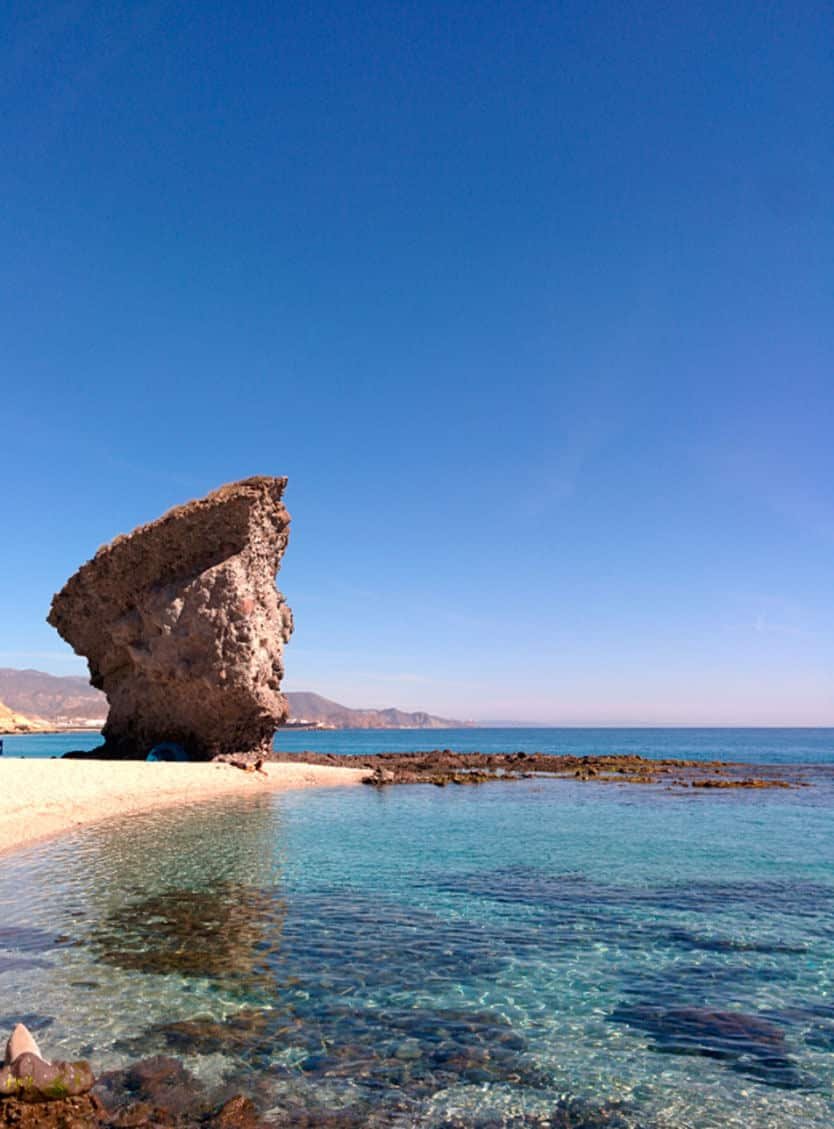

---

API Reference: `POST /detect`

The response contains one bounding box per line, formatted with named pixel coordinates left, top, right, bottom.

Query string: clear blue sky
left=3, top=1, right=833, bottom=724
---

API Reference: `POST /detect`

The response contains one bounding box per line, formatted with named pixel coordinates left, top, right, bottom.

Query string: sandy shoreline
left=0, top=758, right=367, bottom=856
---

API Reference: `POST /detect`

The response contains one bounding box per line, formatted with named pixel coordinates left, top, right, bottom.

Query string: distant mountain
left=284, top=690, right=468, bottom=729
left=0, top=668, right=106, bottom=725
left=0, top=699, right=51, bottom=734
left=0, top=669, right=468, bottom=730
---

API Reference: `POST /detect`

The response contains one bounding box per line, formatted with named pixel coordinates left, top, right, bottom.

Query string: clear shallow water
left=1, top=776, right=833, bottom=1126
left=6, top=726, right=834, bottom=762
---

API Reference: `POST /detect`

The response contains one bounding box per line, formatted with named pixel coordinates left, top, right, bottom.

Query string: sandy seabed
left=0, top=758, right=367, bottom=855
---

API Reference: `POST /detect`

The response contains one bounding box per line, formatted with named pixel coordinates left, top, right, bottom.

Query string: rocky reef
left=268, top=750, right=803, bottom=790
left=0, top=1023, right=266, bottom=1127
left=48, top=477, right=293, bottom=761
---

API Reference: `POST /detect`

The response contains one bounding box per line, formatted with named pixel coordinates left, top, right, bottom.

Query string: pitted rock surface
left=48, top=477, right=293, bottom=760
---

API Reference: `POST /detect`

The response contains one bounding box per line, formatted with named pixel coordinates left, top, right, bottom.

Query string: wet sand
left=0, top=758, right=367, bottom=855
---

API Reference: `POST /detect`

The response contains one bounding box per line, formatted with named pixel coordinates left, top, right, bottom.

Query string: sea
left=2, top=728, right=834, bottom=1127
left=5, top=725, right=834, bottom=763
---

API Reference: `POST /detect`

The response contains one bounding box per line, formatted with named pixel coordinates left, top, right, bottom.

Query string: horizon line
left=3, top=667, right=834, bottom=730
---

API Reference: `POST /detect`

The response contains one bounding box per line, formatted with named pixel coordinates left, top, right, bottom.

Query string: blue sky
left=2, top=1, right=833, bottom=723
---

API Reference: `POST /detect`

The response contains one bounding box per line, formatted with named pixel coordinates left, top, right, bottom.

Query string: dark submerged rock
left=140, top=1011, right=273, bottom=1057
left=611, top=1003, right=786, bottom=1054
left=95, top=1056, right=207, bottom=1118
left=89, top=884, right=283, bottom=989
left=610, top=1003, right=812, bottom=1089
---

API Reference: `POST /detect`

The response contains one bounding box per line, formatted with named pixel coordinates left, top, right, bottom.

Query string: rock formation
left=0, top=1025, right=266, bottom=1126
left=0, top=1023, right=94, bottom=1102
left=48, top=477, right=293, bottom=760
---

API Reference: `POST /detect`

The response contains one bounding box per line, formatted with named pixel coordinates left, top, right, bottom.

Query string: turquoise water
left=1, top=770, right=833, bottom=1126
left=6, top=726, right=834, bottom=762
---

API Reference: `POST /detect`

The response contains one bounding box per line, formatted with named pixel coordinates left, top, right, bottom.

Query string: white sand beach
left=0, top=758, right=367, bottom=855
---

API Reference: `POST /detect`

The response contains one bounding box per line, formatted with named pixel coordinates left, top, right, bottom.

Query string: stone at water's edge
left=0, top=1051, right=94, bottom=1102
left=5, top=1024, right=42, bottom=1066
left=0, top=1027, right=265, bottom=1125
left=47, top=477, right=293, bottom=760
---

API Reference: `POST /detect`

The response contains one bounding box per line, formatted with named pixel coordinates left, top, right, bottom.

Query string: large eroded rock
left=48, top=477, right=293, bottom=759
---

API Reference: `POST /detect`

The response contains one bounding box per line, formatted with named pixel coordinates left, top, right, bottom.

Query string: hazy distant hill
left=284, top=690, right=467, bottom=729
left=0, top=669, right=467, bottom=730
left=0, top=668, right=106, bottom=724
left=0, top=698, right=51, bottom=734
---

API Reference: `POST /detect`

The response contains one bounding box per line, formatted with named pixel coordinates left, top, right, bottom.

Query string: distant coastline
left=5, top=669, right=831, bottom=735
left=0, top=668, right=471, bottom=732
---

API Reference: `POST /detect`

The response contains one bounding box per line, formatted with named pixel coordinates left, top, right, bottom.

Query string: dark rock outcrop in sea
left=47, top=477, right=293, bottom=760
left=267, top=749, right=803, bottom=790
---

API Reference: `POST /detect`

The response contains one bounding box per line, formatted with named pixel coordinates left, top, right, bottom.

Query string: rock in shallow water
left=0, top=1050, right=94, bottom=1102
left=609, top=1003, right=814, bottom=1089
left=96, top=1056, right=206, bottom=1118
left=48, top=477, right=293, bottom=760
left=4, top=1024, right=42, bottom=1065
left=0, top=1093, right=104, bottom=1127
left=0, top=1089, right=267, bottom=1128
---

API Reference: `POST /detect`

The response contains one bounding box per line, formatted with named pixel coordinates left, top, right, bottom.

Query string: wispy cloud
left=751, top=615, right=810, bottom=639
left=520, top=415, right=614, bottom=518
left=704, top=443, right=834, bottom=547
